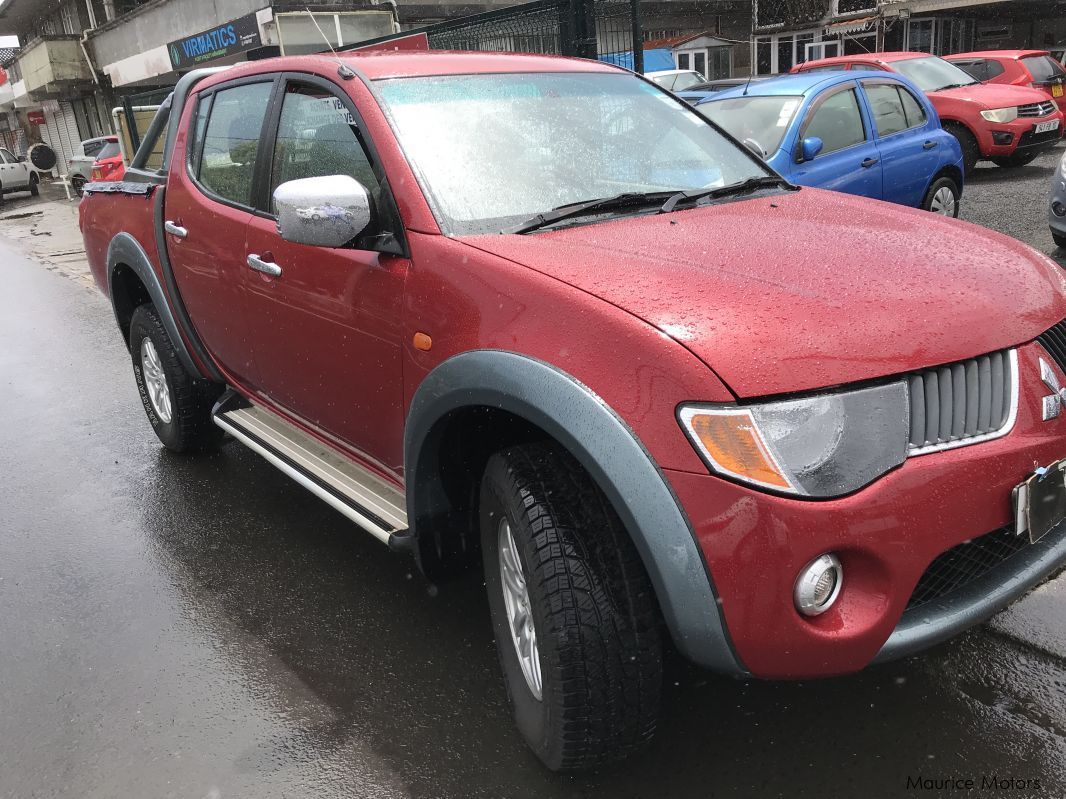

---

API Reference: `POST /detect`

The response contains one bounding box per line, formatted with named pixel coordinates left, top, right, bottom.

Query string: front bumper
left=666, top=342, right=1066, bottom=679
left=985, top=113, right=1064, bottom=157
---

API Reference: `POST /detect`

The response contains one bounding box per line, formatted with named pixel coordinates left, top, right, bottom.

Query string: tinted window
left=950, top=59, right=986, bottom=81
left=83, top=140, right=105, bottom=159
left=197, top=81, right=273, bottom=207
left=97, top=142, right=121, bottom=160
left=1022, top=55, right=1066, bottom=82
left=898, top=86, right=927, bottom=127
left=985, top=60, right=1006, bottom=79
left=269, top=84, right=380, bottom=202
left=803, top=89, right=866, bottom=155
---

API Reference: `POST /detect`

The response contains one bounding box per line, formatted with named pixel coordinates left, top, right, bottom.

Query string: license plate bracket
left=1035, top=119, right=1061, bottom=134
left=1013, top=460, right=1066, bottom=544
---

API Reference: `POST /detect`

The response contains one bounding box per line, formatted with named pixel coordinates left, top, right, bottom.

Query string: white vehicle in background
left=68, top=136, right=120, bottom=197
left=645, top=69, right=705, bottom=91
left=0, top=146, right=40, bottom=203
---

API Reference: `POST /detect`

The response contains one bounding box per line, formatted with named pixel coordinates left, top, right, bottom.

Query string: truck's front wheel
left=129, top=304, right=223, bottom=452
left=480, top=443, right=663, bottom=772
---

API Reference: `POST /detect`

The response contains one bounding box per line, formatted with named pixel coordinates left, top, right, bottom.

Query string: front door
left=163, top=77, right=277, bottom=386
left=242, top=76, right=408, bottom=472
left=0, top=148, right=29, bottom=188
left=792, top=84, right=882, bottom=200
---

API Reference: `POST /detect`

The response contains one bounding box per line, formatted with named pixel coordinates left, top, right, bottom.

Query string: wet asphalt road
left=3, top=157, right=1066, bottom=798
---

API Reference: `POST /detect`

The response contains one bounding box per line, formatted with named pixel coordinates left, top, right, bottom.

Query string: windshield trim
left=372, top=70, right=777, bottom=237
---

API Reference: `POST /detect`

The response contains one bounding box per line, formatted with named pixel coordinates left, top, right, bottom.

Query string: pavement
left=1, top=160, right=1065, bottom=798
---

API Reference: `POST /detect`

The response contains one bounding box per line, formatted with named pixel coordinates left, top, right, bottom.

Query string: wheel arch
left=106, top=232, right=202, bottom=377
left=404, top=349, right=745, bottom=675
left=928, top=163, right=965, bottom=201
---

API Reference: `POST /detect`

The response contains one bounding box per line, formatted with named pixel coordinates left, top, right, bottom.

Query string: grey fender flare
left=107, top=232, right=202, bottom=378
left=404, top=350, right=745, bottom=675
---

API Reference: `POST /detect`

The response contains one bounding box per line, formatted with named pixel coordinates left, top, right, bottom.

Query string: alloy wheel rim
left=498, top=518, right=542, bottom=700
left=140, top=337, right=173, bottom=424
left=931, top=186, right=956, bottom=216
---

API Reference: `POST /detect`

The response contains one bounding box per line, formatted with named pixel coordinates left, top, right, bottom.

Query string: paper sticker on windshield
left=777, top=99, right=800, bottom=126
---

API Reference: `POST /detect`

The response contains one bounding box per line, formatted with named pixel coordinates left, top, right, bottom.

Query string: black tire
left=944, top=123, right=979, bottom=175
left=128, top=304, right=224, bottom=453
left=991, top=152, right=1038, bottom=168
left=71, top=176, right=86, bottom=197
left=480, top=442, right=662, bottom=772
left=1053, top=229, right=1066, bottom=249
left=921, top=175, right=961, bottom=218
left=29, top=172, right=39, bottom=197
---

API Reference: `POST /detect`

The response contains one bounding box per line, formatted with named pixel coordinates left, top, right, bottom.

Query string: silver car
left=68, top=136, right=119, bottom=196
left=1051, top=149, right=1066, bottom=248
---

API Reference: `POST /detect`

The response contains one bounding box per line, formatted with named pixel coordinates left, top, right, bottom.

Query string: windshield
left=699, top=95, right=802, bottom=157
left=1022, top=54, right=1066, bottom=82
left=671, top=72, right=705, bottom=91
left=374, top=72, right=770, bottom=235
left=892, top=56, right=979, bottom=92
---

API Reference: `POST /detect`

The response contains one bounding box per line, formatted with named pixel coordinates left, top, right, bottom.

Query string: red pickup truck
left=79, top=52, right=1066, bottom=771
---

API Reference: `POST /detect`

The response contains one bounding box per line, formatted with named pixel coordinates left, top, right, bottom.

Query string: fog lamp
left=794, top=554, right=843, bottom=617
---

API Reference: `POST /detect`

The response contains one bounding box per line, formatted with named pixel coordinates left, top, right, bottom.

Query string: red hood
left=462, top=189, right=1066, bottom=398
left=931, top=81, right=1052, bottom=107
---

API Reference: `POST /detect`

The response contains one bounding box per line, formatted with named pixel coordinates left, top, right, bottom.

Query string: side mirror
left=17, top=155, right=26, bottom=163
left=800, top=136, right=824, bottom=162
left=274, top=175, right=372, bottom=248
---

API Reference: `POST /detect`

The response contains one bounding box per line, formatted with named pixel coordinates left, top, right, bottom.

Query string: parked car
left=1049, top=150, right=1066, bottom=247
left=697, top=71, right=965, bottom=215
left=79, top=52, right=1066, bottom=772
left=645, top=68, right=705, bottom=91
left=793, top=52, right=1064, bottom=173
left=68, top=136, right=120, bottom=196
left=89, top=138, right=125, bottom=184
left=675, top=74, right=777, bottom=105
left=0, top=145, right=40, bottom=202
left=946, top=50, right=1066, bottom=114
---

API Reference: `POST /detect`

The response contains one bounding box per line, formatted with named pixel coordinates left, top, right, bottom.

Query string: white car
left=645, top=69, right=706, bottom=91
left=0, top=146, right=39, bottom=202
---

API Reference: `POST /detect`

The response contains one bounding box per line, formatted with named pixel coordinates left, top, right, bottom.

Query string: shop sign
left=168, top=13, right=262, bottom=70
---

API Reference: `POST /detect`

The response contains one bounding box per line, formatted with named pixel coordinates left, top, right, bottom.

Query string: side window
left=951, top=60, right=984, bottom=81
left=268, top=83, right=381, bottom=205
left=803, top=89, right=866, bottom=156
left=864, top=83, right=908, bottom=137
left=196, top=81, right=274, bottom=207
left=83, top=140, right=105, bottom=159
left=0, top=148, right=15, bottom=163
left=985, top=60, right=1005, bottom=80
left=897, top=86, right=927, bottom=128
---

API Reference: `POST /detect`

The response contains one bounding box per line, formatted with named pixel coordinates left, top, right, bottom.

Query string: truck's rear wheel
left=480, top=442, right=662, bottom=772
left=129, top=304, right=223, bottom=452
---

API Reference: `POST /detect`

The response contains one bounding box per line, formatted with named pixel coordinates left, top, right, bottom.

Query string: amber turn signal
left=682, top=409, right=792, bottom=491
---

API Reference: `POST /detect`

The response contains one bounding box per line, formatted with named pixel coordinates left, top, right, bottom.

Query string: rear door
left=241, top=74, right=409, bottom=471
left=163, top=75, right=277, bottom=386
left=792, top=83, right=882, bottom=199
left=860, top=79, right=943, bottom=208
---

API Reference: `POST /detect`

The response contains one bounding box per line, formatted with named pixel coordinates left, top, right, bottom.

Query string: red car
left=946, top=50, right=1066, bottom=113
left=89, top=141, right=125, bottom=183
left=794, top=52, right=1063, bottom=172
left=78, top=52, right=1066, bottom=770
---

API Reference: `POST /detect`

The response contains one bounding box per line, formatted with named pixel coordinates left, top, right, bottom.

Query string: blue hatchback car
left=695, top=71, right=965, bottom=216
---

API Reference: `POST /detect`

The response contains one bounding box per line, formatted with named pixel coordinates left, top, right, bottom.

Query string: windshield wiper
left=936, top=82, right=976, bottom=91
left=659, top=175, right=795, bottom=214
left=507, top=191, right=678, bottom=234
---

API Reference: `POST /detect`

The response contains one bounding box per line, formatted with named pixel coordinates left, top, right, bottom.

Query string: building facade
left=752, top=0, right=1066, bottom=74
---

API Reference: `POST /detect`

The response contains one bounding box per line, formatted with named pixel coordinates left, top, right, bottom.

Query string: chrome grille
left=1018, top=100, right=1056, bottom=117
left=907, top=350, right=1017, bottom=454
left=1037, top=318, right=1066, bottom=373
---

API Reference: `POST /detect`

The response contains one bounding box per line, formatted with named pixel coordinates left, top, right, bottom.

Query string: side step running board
left=213, top=401, right=410, bottom=548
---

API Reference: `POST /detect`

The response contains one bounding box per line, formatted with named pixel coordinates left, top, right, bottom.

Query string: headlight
left=980, top=107, right=1019, bottom=123
left=678, top=382, right=909, bottom=498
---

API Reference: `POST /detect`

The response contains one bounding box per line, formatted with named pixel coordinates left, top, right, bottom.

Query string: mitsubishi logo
left=1040, top=358, right=1066, bottom=420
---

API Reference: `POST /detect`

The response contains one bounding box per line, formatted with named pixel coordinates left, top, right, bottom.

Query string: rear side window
left=83, top=140, right=105, bottom=159
left=803, top=88, right=866, bottom=155
left=195, top=81, right=274, bottom=207
left=1022, top=55, right=1066, bottom=82
left=898, top=86, right=927, bottom=127
left=864, top=84, right=908, bottom=136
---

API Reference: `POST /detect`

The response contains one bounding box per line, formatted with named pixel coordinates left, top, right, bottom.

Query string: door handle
left=923, top=140, right=938, bottom=150
left=247, top=253, right=282, bottom=278
left=164, top=220, right=187, bottom=239
left=861, top=157, right=879, bottom=168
